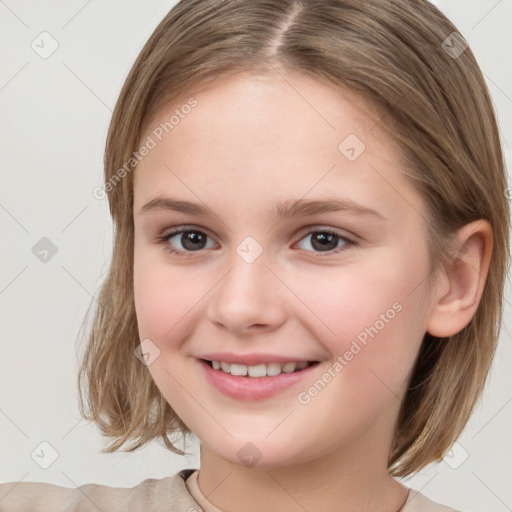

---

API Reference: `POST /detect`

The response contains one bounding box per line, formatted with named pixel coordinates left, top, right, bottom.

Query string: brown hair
left=77, top=0, right=510, bottom=476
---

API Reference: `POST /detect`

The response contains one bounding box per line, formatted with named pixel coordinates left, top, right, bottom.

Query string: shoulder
left=402, top=488, right=463, bottom=512
left=0, top=480, right=150, bottom=511
left=0, top=469, right=198, bottom=512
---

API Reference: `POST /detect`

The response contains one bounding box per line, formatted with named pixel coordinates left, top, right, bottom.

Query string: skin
left=132, top=68, right=492, bottom=512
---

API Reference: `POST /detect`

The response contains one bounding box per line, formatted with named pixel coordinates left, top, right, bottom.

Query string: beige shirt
left=0, top=468, right=461, bottom=511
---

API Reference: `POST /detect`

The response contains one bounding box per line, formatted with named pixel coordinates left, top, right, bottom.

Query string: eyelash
left=155, top=226, right=357, bottom=258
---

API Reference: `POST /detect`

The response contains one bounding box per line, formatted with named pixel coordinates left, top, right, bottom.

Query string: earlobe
left=427, top=220, right=493, bottom=338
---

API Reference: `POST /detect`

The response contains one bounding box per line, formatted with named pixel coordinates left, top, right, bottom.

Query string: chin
left=201, top=434, right=311, bottom=470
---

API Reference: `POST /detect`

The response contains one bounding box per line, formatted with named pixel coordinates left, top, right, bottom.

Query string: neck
left=195, top=435, right=408, bottom=512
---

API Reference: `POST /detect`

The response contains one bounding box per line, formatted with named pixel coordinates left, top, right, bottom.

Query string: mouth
left=198, top=358, right=322, bottom=400
left=201, top=358, right=319, bottom=377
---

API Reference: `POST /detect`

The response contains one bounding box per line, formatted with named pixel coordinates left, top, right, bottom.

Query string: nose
left=205, top=247, right=288, bottom=335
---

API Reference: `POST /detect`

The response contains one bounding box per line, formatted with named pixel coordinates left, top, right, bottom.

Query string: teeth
left=209, top=360, right=310, bottom=377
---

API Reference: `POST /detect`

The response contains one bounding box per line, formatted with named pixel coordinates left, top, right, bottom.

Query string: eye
left=294, top=228, right=356, bottom=255
left=156, top=227, right=216, bottom=256
left=155, top=226, right=356, bottom=257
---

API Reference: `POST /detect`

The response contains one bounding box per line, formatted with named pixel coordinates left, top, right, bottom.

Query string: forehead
left=140, top=69, right=389, bottom=156
left=132, top=70, right=423, bottom=223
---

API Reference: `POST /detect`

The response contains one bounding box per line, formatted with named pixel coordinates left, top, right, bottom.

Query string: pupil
left=182, top=231, right=206, bottom=250
left=312, top=232, right=337, bottom=251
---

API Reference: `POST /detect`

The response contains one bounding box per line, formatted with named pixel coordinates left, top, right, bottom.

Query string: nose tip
left=205, top=251, right=287, bottom=334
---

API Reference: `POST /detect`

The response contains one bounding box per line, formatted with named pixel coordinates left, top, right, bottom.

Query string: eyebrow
left=138, top=196, right=385, bottom=221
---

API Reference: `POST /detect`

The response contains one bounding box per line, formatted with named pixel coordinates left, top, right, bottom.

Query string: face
left=132, top=69, right=436, bottom=469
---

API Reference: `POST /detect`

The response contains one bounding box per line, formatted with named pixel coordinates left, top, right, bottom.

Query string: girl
left=1, top=0, right=509, bottom=510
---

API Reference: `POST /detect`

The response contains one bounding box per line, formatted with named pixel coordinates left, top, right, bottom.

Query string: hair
left=77, top=0, right=510, bottom=477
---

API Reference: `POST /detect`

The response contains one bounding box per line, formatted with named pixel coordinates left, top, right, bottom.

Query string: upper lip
left=199, top=352, right=318, bottom=366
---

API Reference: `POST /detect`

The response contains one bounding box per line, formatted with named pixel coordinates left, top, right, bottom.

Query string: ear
left=427, top=220, right=493, bottom=338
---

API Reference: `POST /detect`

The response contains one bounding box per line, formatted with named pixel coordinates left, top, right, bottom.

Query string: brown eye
left=295, top=229, right=355, bottom=255
left=159, top=228, right=216, bottom=255
left=177, top=230, right=208, bottom=251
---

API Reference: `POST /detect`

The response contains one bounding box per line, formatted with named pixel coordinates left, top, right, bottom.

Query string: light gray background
left=0, top=1, right=510, bottom=510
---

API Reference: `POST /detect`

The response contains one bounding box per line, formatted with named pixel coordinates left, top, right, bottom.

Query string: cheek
left=132, top=255, right=206, bottom=408
left=290, top=252, right=428, bottom=389
left=292, top=254, right=421, bottom=335
left=133, top=251, right=202, bottom=342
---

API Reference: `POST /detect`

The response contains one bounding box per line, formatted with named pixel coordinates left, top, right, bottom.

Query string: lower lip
left=198, top=359, right=320, bottom=400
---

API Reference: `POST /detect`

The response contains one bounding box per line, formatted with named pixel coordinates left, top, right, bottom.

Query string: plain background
left=0, top=1, right=510, bottom=510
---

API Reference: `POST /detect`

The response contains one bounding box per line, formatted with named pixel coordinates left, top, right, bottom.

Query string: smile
left=204, top=359, right=313, bottom=377
left=198, top=358, right=321, bottom=400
